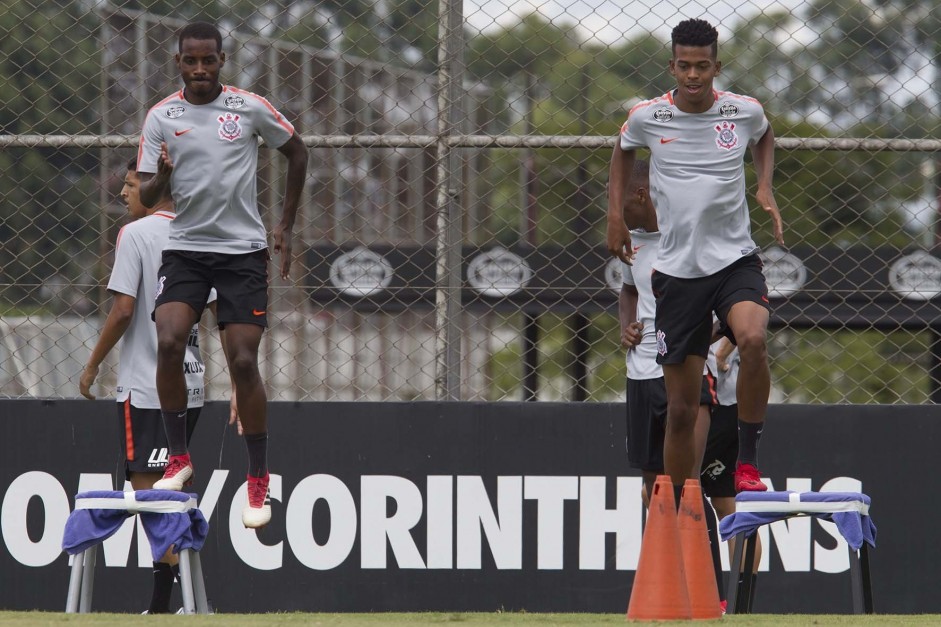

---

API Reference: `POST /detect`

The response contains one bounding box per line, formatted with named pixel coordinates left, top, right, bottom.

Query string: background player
left=137, top=21, right=308, bottom=529
left=619, top=159, right=725, bottom=611
left=79, top=158, right=213, bottom=614
left=702, top=336, right=763, bottom=607
left=607, top=17, right=784, bottom=494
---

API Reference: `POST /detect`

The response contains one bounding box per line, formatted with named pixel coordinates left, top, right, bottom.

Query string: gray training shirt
left=137, top=86, right=295, bottom=254
left=107, top=211, right=213, bottom=409
left=621, top=230, right=662, bottom=381
left=619, top=89, right=769, bottom=279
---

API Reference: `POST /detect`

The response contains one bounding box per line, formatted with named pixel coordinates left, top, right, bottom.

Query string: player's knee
left=665, top=403, right=698, bottom=433
left=736, top=328, right=767, bottom=359
left=227, top=351, right=260, bottom=381
left=156, top=332, right=186, bottom=362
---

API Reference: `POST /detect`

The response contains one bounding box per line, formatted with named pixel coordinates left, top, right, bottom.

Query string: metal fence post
left=434, top=0, right=465, bottom=401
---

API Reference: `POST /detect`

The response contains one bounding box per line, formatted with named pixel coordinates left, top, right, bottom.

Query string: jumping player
left=137, top=21, right=308, bottom=528
left=607, top=18, right=783, bottom=493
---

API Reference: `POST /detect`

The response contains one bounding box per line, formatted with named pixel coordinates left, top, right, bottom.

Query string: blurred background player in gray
left=618, top=159, right=726, bottom=612
left=79, top=158, right=214, bottom=614
left=137, top=21, right=308, bottom=528
left=702, top=336, right=763, bottom=608
left=608, top=18, right=784, bottom=494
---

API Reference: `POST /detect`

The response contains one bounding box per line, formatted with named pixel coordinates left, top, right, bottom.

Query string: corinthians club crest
left=714, top=120, right=738, bottom=150
left=218, top=112, right=242, bottom=141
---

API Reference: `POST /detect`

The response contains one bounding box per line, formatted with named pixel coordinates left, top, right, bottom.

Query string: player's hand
left=714, top=337, right=734, bottom=372
left=79, top=364, right=98, bottom=400
left=157, top=142, right=174, bottom=180
left=227, top=391, right=243, bottom=435
left=621, top=321, right=643, bottom=349
left=606, top=219, right=633, bottom=265
left=756, top=189, right=784, bottom=246
left=272, top=223, right=293, bottom=280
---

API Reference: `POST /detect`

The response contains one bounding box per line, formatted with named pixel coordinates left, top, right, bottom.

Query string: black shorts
left=651, top=254, right=769, bottom=365
left=155, top=249, right=269, bottom=328
left=625, top=375, right=716, bottom=472
left=700, top=403, right=738, bottom=499
left=117, top=400, right=200, bottom=479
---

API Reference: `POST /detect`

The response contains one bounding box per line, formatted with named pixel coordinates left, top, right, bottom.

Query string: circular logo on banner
left=467, top=247, right=532, bottom=297
left=888, top=251, right=941, bottom=301
left=329, top=247, right=394, bottom=297
left=759, top=247, right=807, bottom=297
left=605, top=257, right=623, bottom=292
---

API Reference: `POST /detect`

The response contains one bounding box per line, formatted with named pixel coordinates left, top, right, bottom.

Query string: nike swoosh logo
left=252, top=309, right=266, bottom=316
left=174, top=128, right=194, bottom=136
left=659, top=137, right=679, bottom=144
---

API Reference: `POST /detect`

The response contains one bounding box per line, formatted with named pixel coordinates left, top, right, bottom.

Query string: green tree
left=0, top=0, right=100, bottom=309
left=387, top=0, right=439, bottom=67
left=718, top=3, right=940, bottom=248
left=771, top=329, right=931, bottom=403
left=595, top=33, right=674, bottom=108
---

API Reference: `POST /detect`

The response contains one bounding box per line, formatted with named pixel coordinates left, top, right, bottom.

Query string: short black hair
left=671, top=19, right=718, bottom=57
left=631, top=159, right=649, bottom=185
left=178, top=21, right=222, bottom=53
left=127, top=157, right=137, bottom=171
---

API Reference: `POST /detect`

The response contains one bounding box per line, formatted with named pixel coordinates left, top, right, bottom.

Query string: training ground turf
left=0, top=613, right=939, bottom=626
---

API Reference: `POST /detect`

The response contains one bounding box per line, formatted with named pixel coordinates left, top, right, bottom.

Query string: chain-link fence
left=1, top=0, right=940, bottom=403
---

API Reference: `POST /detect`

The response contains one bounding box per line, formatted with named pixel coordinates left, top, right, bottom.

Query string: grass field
left=0, top=613, right=939, bottom=626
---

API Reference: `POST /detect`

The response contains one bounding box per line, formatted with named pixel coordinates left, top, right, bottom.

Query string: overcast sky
left=463, top=0, right=811, bottom=44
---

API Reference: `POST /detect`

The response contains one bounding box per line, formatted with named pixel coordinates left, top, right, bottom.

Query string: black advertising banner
left=2, top=400, right=940, bottom=614
left=306, top=244, right=941, bottom=327
left=305, top=244, right=616, bottom=313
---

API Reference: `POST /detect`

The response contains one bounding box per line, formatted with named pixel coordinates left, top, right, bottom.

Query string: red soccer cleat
left=242, top=472, right=271, bottom=529
left=153, top=454, right=194, bottom=491
left=734, top=462, right=768, bottom=492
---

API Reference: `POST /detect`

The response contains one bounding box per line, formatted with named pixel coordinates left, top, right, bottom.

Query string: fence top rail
left=1, top=135, right=940, bottom=151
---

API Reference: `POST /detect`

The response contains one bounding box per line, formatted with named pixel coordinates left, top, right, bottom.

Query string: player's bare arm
left=139, top=142, right=174, bottom=209
left=751, top=126, right=784, bottom=246
left=80, top=293, right=136, bottom=399
left=607, top=145, right=636, bottom=264
left=272, top=133, right=309, bottom=280
left=618, top=283, right=643, bottom=349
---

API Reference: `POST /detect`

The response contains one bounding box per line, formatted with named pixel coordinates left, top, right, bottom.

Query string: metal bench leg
left=726, top=532, right=745, bottom=614
left=849, top=544, right=863, bottom=614
left=178, top=549, right=197, bottom=615
left=190, top=551, right=210, bottom=614
left=850, top=543, right=874, bottom=614
left=860, top=543, right=874, bottom=614
left=740, top=534, right=758, bottom=614
left=78, top=545, right=97, bottom=613
left=65, top=551, right=85, bottom=613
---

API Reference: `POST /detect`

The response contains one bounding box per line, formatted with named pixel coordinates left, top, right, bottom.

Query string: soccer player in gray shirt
left=606, top=18, right=784, bottom=496
left=80, top=158, right=214, bottom=613
left=138, top=21, right=308, bottom=529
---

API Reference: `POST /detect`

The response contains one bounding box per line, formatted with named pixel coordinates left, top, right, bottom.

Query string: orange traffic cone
left=626, top=475, right=691, bottom=621
left=678, top=479, right=722, bottom=619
